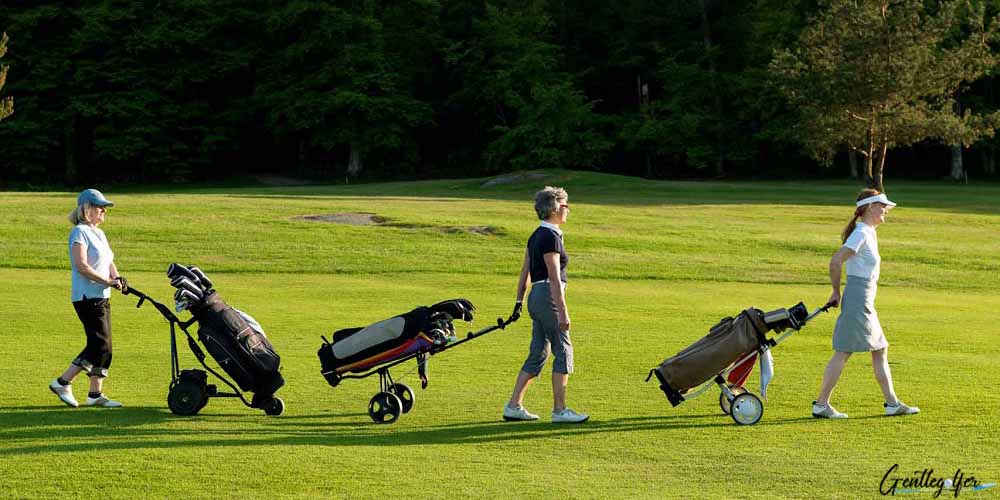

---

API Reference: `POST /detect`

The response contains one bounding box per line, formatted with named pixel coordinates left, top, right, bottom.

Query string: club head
left=430, top=298, right=476, bottom=322
left=762, top=307, right=791, bottom=332
left=187, top=266, right=213, bottom=291
left=167, top=263, right=199, bottom=283
left=175, top=289, right=202, bottom=306
left=170, top=277, right=204, bottom=299
left=788, top=302, right=809, bottom=329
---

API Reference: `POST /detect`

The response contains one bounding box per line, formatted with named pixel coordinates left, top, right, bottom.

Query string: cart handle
left=124, top=287, right=149, bottom=308
left=124, top=286, right=191, bottom=327
left=801, top=303, right=834, bottom=327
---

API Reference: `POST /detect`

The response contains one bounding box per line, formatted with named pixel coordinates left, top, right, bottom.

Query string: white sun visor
left=856, top=193, right=897, bottom=208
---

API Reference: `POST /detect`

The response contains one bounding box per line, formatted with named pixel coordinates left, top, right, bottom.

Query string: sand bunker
left=295, top=213, right=502, bottom=235
left=294, top=213, right=387, bottom=225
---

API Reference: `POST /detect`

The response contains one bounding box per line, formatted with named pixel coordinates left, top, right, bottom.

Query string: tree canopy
left=771, top=0, right=1000, bottom=190
left=2, top=0, right=1000, bottom=186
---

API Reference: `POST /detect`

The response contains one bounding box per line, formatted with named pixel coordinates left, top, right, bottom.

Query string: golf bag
left=318, top=299, right=475, bottom=387
left=188, top=291, right=285, bottom=401
left=132, top=263, right=287, bottom=416
left=651, top=308, right=770, bottom=406
left=317, top=298, right=514, bottom=424
left=646, top=302, right=828, bottom=426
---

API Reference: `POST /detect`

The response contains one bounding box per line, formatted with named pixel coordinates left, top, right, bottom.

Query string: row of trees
left=2, top=0, right=1000, bottom=188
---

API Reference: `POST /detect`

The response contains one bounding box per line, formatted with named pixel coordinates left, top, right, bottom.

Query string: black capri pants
left=72, top=298, right=113, bottom=378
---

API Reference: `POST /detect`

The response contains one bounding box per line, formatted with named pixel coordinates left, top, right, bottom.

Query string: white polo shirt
left=842, top=222, right=881, bottom=281
left=69, top=224, right=115, bottom=301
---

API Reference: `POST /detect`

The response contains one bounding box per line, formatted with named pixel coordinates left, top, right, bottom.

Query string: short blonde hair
left=68, top=203, right=93, bottom=225
left=534, top=186, right=568, bottom=220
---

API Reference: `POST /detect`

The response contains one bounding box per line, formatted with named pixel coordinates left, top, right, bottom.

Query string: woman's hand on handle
left=827, top=290, right=841, bottom=309
left=509, top=301, right=523, bottom=324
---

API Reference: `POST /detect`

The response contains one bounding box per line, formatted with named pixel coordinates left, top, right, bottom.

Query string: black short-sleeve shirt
left=527, top=225, right=569, bottom=283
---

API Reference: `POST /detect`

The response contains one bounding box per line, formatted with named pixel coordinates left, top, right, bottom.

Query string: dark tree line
left=2, top=0, right=1000, bottom=186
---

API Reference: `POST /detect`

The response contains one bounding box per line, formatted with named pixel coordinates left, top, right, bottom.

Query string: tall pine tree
left=771, top=0, right=1000, bottom=190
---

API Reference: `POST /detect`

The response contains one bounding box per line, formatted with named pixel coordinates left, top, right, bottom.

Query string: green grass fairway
left=1, top=171, right=998, bottom=499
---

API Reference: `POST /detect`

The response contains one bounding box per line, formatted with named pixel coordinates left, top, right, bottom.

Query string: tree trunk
left=863, top=141, right=875, bottom=188
left=864, top=155, right=875, bottom=189
left=699, top=0, right=726, bottom=178
left=638, top=75, right=654, bottom=178
left=848, top=150, right=859, bottom=179
left=872, top=142, right=887, bottom=192
left=949, top=100, right=965, bottom=181
left=864, top=121, right=876, bottom=188
left=347, top=145, right=363, bottom=177
left=982, top=146, right=996, bottom=176
left=64, top=119, right=78, bottom=185
left=949, top=144, right=964, bottom=181
left=297, top=139, right=307, bottom=177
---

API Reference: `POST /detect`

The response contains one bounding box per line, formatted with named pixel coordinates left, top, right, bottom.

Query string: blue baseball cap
left=77, top=188, right=115, bottom=207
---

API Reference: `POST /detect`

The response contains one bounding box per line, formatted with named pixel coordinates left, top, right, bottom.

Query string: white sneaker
left=85, top=395, right=123, bottom=408
left=552, top=408, right=589, bottom=423
left=49, top=379, right=79, bottom=408
left=811, top=401, right=848, bottom=419
left=885, top=401, right=919, bottom=416
left=503, top=405, right=539, bottom=421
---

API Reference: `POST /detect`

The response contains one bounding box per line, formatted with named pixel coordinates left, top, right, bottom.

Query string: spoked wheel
left=264, top=397, right=285, bottom=416
left=368, top=391, right=403, bottom=424
left=168, top=379, right=207, bottom=416
left=388, top=383, right=415, bottom=413
left=730, top=392, right=764, bottom=425
left=719, top=385, right=748, bottom=415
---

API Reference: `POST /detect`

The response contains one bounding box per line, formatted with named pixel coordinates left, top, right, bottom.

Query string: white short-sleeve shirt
left=842, top=222, right=880, bottom=281
left=69, top=224, right=115, bottom=301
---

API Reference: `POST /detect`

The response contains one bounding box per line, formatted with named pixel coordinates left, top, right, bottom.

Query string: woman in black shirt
left=503, top=186, right=589, bottom=424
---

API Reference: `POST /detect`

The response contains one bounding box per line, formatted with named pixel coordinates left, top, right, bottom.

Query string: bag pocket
left=200, top=328, right=257, bottom=391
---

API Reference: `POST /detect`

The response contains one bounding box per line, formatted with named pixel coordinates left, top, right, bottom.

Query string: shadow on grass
left=0, top=406, right=759, bottom=456
left=761, top=414, right=885, bottom=425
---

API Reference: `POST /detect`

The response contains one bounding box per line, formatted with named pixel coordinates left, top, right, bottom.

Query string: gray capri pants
left=521, top=282, right=574, bottom=375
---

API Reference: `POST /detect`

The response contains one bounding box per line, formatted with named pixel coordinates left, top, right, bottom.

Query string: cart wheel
left=264, top=397, right=285, bottom=416
left=718, top=385, right=747, bottom=415
left=368, top=392, right=402, bottom=424
left=168, top=379, right=207, bottom=416
left=388, top=383, right=415, bottom=413
left=730, top=392, right=764, bottom=425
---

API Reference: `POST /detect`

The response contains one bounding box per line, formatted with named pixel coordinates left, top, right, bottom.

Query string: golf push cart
left=124, top=264, right=285, bottom=416
left=319, top=299, right=518, bottom=424
left=648, top=301, right=832, bottom=425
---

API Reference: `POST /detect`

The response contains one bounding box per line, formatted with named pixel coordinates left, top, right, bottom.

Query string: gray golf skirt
left=832, top=275, right=889, bottom=352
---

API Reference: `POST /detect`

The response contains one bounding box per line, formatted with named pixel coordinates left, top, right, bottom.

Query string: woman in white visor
left=811, top=188, right=919, bottom=419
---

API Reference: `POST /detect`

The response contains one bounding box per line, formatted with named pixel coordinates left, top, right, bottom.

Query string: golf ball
left=944, top=479, right=953, bottom=489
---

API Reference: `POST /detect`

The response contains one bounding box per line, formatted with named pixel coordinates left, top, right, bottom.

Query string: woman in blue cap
left=49, top=189, right=126, bottom=408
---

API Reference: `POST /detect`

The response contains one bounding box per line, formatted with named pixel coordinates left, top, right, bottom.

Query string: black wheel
left=388, top=383, right=415, bottom=413
left=168, top=379, right=207, bottom=416
left=730, top=392, right=764, bottom=425
left=197, top=385, right=214, bottom=411
left=718, top=385, right=747, bottom=415
left=264, top=397, right=285, bottom=416
left=368, top=391, right=402, bottom=424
